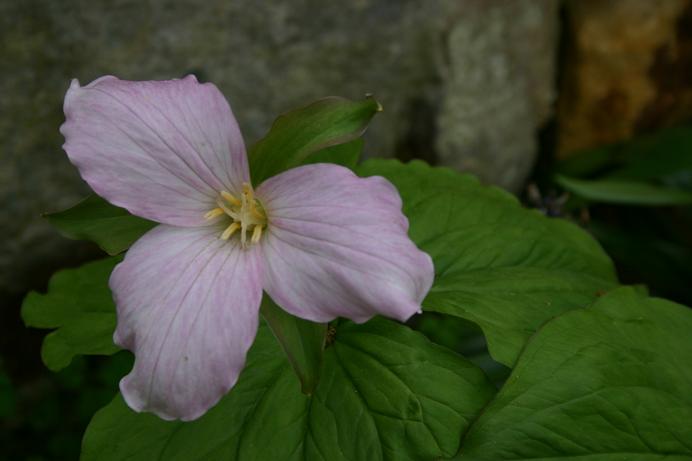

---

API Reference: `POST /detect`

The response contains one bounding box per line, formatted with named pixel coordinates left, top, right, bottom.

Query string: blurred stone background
left=2, top=0, right=562, bottom=304
left=1, top=0, right=692, bottom=372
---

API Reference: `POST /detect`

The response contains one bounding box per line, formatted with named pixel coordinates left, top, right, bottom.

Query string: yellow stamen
left=221, top=222, right=240, bottom=240
left=204, top=183, right=267, bottom=247
left=216, top=198, right=239, bottom=220
left=204, top=207, right=224, bottom=220
left=251, top=225, right=263, bottom=244
left=220, top=190, right=241, bottom=206
left=240, top=220, right=248, bottom=246
left=242, top=183, right=254, bottom=201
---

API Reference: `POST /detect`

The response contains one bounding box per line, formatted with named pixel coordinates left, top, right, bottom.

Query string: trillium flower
left=61, top=75, right=434, bottom=421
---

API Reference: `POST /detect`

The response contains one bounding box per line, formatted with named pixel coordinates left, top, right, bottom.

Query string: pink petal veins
left=256, top=163, right=434, bottom=324
left=111, top=225, right=263, bottom=421
left=61, top=75, right=249, bottom=227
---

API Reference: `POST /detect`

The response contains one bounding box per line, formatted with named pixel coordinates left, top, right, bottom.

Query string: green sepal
left=46, top=195, right=156, bottom=255
left=249, top=96, right=380, bottom=184
left=260, top=295, right=326, bottom=395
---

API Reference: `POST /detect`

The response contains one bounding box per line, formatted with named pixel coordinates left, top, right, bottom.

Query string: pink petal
left=61, top=75, right=249, bottom=226
left=256, top=164, right=433, bottom=323
left=110, top=225, right=262, bottom=421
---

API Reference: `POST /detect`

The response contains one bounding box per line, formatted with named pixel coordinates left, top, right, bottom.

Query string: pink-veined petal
left=110, top=225, right=262, bottom=421
left=61, top=75, right=249, bottom=226
left=256, top=164, right=434, bottom=324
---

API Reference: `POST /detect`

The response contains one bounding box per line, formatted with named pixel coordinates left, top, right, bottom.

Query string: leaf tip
left=365, top=93, right=383, bottom=112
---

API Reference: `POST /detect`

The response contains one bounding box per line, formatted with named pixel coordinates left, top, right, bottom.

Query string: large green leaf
left=260, top=296, right=326, bottom=395
left=457, top=287, right=692, bottom=460
left=81, top=318, right=495, bottom=461
left=556, top=175, right=692, bottom=206
left=22, top=257, right=121, bottom=371
left=248, top=96, right=380, bottom=184
left=47, top=195, right=156, bottom=255
left=357, top=160, right=618, bottom=367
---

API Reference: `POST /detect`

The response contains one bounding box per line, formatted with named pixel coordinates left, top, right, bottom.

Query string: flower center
left=204, top=183, right=267, bottom=247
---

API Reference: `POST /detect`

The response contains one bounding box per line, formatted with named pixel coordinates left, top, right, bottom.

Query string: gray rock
left=0, top=0, right=558, bottom=296
left=436, top=0, right=559, bottom=191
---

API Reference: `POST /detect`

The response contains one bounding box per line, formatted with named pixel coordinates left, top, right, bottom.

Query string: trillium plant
left=61, top=75, right=432, bottom=421
left=23, top=75, right=692, bottom=460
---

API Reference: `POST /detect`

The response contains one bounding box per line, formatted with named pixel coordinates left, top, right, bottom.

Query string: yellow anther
left=251, top=225, right=263, bottom=244
left=205, top=184, right=267, bottom=247
left=251, top=208, right=265, bottom=221
left=220, top=190, right=241, bottom=206
left=204, top=207, right=224, bottom=220
left=216, top=198, right=239, bottom=220
left=221, top=222, right=240, bottom=240
left=242, top=183, right=254, bottom=201
left=240, top=221, right=248, bottom=246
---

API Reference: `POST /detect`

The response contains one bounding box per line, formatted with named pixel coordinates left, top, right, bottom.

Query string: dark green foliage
left=359, top=160, right=617, bottom=367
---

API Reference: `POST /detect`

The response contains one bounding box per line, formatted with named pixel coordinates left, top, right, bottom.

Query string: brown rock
left=558, top=0, right=692, bottom=157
